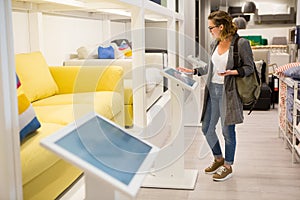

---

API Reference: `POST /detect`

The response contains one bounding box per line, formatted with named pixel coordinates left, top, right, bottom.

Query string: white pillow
left=146, top=67, right=163, bottom=92
left=110, top=43, right=124, bottom=59
left=77, top=46, right=98, bottom=59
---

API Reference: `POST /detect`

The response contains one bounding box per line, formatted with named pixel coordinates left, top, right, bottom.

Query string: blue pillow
left=98, top=45, right=115, bottom=59
left=283, top=66, right=300, bottom=80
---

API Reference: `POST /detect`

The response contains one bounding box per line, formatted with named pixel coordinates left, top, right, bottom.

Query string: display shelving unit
left=12, top=0, right=185, bottom=129
left=292, top=80, right=300, bottom=163
left=278, top=76, right=300, bottom=163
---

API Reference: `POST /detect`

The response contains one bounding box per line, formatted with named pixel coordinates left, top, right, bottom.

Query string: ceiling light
left=96, top=9, right=131, bottom=17
left=242, top=1, right=256, bottom=14
left=43, top=0, right=84, bottom=8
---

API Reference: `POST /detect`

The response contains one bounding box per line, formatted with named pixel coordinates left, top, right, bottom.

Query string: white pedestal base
left=142, top=169, right=198, bottom=190
left=142, top=81, right=198, bottom=190
left=85, top=173, right=133, bottom=200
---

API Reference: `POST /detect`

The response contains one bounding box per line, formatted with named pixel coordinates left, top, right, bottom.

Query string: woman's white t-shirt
left=211, top=46, right=229, bottom=84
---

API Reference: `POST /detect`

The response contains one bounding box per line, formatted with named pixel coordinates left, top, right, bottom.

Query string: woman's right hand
left=176, top=67, right=194, bottom=74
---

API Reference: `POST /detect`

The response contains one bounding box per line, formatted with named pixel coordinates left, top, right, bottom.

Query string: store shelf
left=295, top=145, right=300, bottom=156
left=144, top=0, right=182, bottom=21
left=278, top=76, right=300, bottom=163
left=295, top=126, right=300, bottom=140
left=284, top=133, right=293, bottom=147
left=12, top=0, right=182, bottom=22
left=295, top=125, right=300, bottom=134
left=12, top=0, right=184, bottom=128
left=280, top=76, right=295, bottom=88
left=295, top=99, right=300, bottom=110
left=279, top=125, right=285, bottom=137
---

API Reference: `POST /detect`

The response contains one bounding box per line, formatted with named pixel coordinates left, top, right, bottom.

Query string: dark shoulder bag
left=234, top=37, right=261, bottom=115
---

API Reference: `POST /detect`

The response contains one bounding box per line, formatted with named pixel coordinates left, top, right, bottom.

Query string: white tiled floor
left=137, top=108, right=300, bottom=200
left=59, top=107, right=300, bottom=200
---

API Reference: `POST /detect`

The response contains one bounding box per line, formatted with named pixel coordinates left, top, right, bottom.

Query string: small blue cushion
left=98, top=45, right=115, bottom=59
left=20, top=117, right=41, bottom=141
left=283, top=66, right=300, bottom=80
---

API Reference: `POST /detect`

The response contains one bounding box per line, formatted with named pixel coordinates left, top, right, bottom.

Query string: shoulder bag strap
left=233, top=37, right=260, bottom=84
left=233, top=36, right=240, bottom=69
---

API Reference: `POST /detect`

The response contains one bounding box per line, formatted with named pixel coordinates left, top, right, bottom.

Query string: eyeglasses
left=208, top=26, right=218, bottom=30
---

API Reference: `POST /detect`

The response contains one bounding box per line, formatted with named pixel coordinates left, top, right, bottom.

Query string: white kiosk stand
left=41, top=112, right=159, bottom=200
left=142, top=67, right=199, bottom=189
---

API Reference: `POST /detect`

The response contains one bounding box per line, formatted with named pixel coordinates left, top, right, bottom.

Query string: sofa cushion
left=23, top=159, right=82, bottom=200
left=17, top=75, right=41, bottom=141
left=111, top=39, right=132, bottom=48
left=118, top=43, right=132, bottom=58
left=77, top=46, right=98, bottom=59
left=49, top=66, right=124, bottom=94
left=98, top=45, right=115, bottom=59
left=21, top=122, right=65, bottom=185
left=33, top=92, right=123, bottom=125
left=110, top=43, right=124, bottom=59
left=18, top=90, right=41, bottom=141
left=15, top=51, right=58, bottom=102
left=111, top=39, right=132, bottom=58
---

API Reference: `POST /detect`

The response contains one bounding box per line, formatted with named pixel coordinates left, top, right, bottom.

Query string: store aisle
left=137, top=108, right=300, bottom=200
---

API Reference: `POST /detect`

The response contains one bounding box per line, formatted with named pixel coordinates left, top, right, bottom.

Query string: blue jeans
left=202, top=83, right=236, bottom=165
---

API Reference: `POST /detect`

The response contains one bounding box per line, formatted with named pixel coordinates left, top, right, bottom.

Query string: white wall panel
left=12, top=11, right=30, bottom=53
left=145, top=22, right=167, bottom=50
left=110, top=21, right=128, bottom=41
left=42, top=14, right=103, bottom=65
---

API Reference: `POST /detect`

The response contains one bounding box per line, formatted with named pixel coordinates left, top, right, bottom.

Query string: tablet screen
left=163, top=68, right=197, bottom=88
left=54, top=115, right=152, bottom=185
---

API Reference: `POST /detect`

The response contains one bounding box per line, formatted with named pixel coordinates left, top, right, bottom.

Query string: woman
left=178, top=10, right=255, bottom=181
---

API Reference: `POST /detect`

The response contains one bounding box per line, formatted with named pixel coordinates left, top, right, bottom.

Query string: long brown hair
left=208, top=10, right=237, bottom=41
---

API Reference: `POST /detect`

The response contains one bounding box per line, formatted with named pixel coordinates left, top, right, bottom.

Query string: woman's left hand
left=177, top=67, right=194, bottom=74
left=218, top=69, right=238, bottom=76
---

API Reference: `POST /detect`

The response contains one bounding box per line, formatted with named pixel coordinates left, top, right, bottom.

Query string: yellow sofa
left=15, top=52, right=124, bottom=199
left=64, top=53, right=165, bottom=127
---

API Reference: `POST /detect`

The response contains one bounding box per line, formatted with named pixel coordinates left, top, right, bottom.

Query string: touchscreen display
left=164, top=68, right=196, bottom=87
left=55, top=116, right=152, bottom=185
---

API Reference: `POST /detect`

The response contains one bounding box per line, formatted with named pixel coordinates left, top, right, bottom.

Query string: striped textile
left=275, top=62, right=300, bottom=75
left=17, top=75, right=41, bottom=141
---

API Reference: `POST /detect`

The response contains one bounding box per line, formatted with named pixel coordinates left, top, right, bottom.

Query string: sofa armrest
left=49, top=66, right=124, bottom=94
